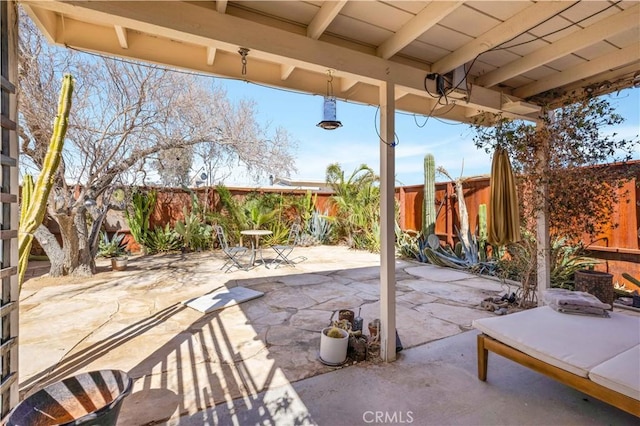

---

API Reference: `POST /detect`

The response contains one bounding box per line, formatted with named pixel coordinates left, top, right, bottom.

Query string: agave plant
left=97, top=232, right=128, bottom=258
left=145, top=224, right=182, bottom=254
left=175, top=206, right=213, bottom=252
left=308, top=209, right=334, bottom=244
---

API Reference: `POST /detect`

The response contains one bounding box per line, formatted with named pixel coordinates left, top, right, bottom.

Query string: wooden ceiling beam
left=477, top=4, right=640, bottom=88
left=114, top=25, right=128, bottom=49
left=307, top=0, right=348, bottom=40
left=376, top=1, right=463, bottom=60
left=21, top=5, right=58, bottom=44
left=340, top=77, right=358, bottom=93
left=216, top=0, right=227, bottom=14
left=432, top=1, right=573, bottom=75
left=281, top=64, right=295, bottom=80
left=514, top=42, right=640, bottom=99
left=24, top=1, right=536, bottom=121
left=206, top=46, right=217, bottom=65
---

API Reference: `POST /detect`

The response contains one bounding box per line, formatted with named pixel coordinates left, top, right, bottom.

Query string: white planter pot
left=319, top=327, right=349, bottom=365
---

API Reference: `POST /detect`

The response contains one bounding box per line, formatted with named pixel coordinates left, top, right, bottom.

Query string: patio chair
left=214, top=225, right=249, bottom=272
left=270, top=223, right=305, bottom=268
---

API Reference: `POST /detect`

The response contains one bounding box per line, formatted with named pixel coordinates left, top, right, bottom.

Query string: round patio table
left=240, top=229, right=273, bottom=267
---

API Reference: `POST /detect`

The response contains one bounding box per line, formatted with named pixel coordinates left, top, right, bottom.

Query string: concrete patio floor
left=18, top=246, right=637, bottom=425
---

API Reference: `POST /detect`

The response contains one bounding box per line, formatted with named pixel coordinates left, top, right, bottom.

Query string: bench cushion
left=472, top=306, right=640, bottom=378
left=589, top=345, right=640, bottom=400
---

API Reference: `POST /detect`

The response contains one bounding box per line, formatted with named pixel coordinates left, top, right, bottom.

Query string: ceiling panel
left=469, top=60, right=498, bottom=79
left=465, top=1, right=532, bottom=21
left=501, top=75, right=534, bottom=90
left=500, top=36, right=549, bottom=58
left=619, top=0, right=639, bottom=10
left=231, top=1, right=318, bottom=25
left=327, top=15, right=391, bottom=47
left=381, top=1, right=430, bottom=15
left=520, top=65, right=559, bottom=82
left=475, top=49, right=521, bottom=68
left=438, top=4, right=500, bottom=37
left=559, top=1, right=621, bottom=28
left=341, top=1, right=414, bottom=32
left=573, top=41, right=621, bottom=61
left=606, top=27, right=640, bottom=48
left=529, top=16, right=580, bottom=43
left=416, top=25, right=473, bottom=52
left=399, top=40, right=449, bottom=65
left=545, top=55, right=587, bottom=72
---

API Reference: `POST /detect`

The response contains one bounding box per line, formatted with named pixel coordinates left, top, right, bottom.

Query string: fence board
left=37, top=161, right=640, bottom=289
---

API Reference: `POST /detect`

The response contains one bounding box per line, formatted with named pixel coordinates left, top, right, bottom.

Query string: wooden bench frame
left=477, top=334, right=640, bottom=417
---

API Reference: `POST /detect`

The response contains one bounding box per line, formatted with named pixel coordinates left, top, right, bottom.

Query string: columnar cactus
left=18, top=74, right=74, bottom=289
left=423, top=153, right=436, bottom=236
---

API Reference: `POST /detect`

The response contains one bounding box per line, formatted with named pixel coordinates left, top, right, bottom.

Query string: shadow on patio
left=17, top=246, right=637, bottom=424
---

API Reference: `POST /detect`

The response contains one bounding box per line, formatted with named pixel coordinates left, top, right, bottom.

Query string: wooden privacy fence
left=97, top=163, right=639, bottom=287
left=395, top=171, right=639, bottom=288
left=396, top=177, right=491, bottom=248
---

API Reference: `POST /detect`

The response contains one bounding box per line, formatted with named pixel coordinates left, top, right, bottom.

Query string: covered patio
left=17, top=0, right=640, bottom=364
left=1, top=0, right=639, bottom=421
left=18, top=247, right=639, bottom=424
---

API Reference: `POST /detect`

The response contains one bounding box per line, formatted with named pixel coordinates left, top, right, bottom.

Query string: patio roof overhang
left=20, top=0, right=640, bottom=362
left=22, top=1, right=640, bottom=122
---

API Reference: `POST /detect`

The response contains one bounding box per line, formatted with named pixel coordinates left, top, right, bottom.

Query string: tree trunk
left=34, top=225, right=65, bottom=277
left=34, top=205, right=105, bottom=277
left=56, top=212, right=85, bottom=276
left=74, top=209, right=95, bottom=275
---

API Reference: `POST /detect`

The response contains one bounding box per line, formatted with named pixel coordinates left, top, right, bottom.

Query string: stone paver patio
left=19, top=246, right=516, bottom=424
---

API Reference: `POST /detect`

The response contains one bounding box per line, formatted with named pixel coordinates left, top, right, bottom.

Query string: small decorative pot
left=338, top=309, right=354, bottom=327
left=111, top=256, right=128, bottom=271
left=368, top=319, right=380, bottom=340
left=319, top=327, right=349, bottom=365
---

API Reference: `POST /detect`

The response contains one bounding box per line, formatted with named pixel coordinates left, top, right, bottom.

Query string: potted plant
left=98, top=232, right=129, bottom=271
left=574, top=269, right=614, bottom=308
left=319, top=325, right=349, bottom=365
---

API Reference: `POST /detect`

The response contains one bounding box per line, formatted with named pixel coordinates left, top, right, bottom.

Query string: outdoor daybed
left=473, top=306, right=640, bottom=417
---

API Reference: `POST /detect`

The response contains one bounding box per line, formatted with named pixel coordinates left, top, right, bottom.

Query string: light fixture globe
left=317, top=96, right=342, bottom=130
left=317, top=119, right=342, bottom=130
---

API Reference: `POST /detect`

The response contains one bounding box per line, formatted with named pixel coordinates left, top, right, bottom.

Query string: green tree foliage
left=473, top=93, right=638, bottom=244
left=326, top=163, right=380, bottom=251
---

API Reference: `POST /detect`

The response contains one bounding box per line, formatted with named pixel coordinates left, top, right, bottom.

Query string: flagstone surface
left=19, top=245, right=515, bottom=424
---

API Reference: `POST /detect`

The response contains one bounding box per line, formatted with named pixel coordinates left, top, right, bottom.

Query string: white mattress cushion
left=589, top=345, right=640, bottom=401
left=472, top=306, right=640, bottom=378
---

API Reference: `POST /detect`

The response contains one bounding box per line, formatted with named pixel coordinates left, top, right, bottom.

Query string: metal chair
left=214, top=225, right=249, bottom=272
left=270, top=223, right=305, bottom=268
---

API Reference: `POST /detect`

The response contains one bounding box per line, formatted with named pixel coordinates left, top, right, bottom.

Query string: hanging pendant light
left=317, top=70, right=342, bottom=130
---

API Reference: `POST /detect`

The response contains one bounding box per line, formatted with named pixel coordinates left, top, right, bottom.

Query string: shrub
left=145, top=224, right=181, bottom=254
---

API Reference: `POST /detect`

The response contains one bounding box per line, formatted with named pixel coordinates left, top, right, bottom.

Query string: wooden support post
left=535, top=115, right=551, bottom=305
left=379, top=81, right=396, bottom=362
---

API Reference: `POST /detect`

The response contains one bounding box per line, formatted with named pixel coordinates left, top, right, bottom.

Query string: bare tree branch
left=18, top=9, right=297, bottom=276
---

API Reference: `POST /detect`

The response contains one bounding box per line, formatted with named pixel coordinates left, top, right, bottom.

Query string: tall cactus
left=423, top=153, right=436, bottom=236
left=18, top=74, right=74, bottom=289
left=478, top=203, right=487, bottom=261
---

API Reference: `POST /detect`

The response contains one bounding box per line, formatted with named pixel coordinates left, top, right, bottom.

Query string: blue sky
left=217, top=78, right=639, bottom=187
